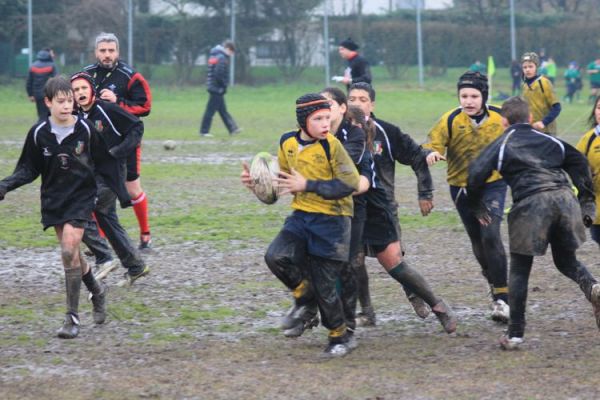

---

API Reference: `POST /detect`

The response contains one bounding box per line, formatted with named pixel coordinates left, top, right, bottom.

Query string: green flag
left=488, top=55, right=496, bottom=77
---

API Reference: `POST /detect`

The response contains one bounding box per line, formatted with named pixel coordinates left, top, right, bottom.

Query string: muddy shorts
left=508, top=188, right=586, bottom=256
left=282, top=210, right=351, bottom=262
left=43, top=219, right=88, bottom=231
left=363, top=194, right=401, bottom=257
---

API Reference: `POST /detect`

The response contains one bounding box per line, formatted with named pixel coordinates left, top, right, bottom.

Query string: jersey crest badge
left=373, top=141, right=383, bottom=155
left=74, top=141, right=85, bottom=155
left=43, top=147, right=52, bottom=157
left=94, top=120, right=103, bottom=131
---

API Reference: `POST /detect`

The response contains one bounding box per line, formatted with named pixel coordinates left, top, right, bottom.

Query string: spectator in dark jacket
left=337, top=38, right=372, bottom=91
left=26, top=48, right=57, bottom=119
left=200, top=40, right=240, bottom=137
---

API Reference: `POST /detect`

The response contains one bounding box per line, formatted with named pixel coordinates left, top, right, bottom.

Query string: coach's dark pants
left=82, top=183, right=145, bottom=274
left=200, top=92, right=238, bottom=134
left=35, top=97, right=48, bottom=120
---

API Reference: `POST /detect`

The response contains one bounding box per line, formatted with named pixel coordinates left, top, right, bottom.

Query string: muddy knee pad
left=264, top=230, right=308, bottom=290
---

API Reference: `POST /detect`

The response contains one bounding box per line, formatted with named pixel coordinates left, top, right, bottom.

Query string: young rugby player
left=576, top=96, right=600, bottom=248
left=348, top=83, right=457, bottom=333
left=425, top=71, right=510, bottom=323
left=241, top=93, right=360, bottom=357
left=520, top=52, right=561, bottom=135
left=71, top=72, right=149, bottom=286
left=467, top=96, right=600, bottom=350
left=0, top=76, right=107, bottom=338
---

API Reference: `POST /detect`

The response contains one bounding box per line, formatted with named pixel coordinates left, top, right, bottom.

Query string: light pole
left=510, top=0, right=516, bottom=61
left=128, top=0, right=133, bottom=65
left=28, top=0, right=32, bottom=65
left=416, top=0, right=424, bottom=87
left=323, top=0, right=330, bottom=86
left=230, top=0, right=236, bottom=86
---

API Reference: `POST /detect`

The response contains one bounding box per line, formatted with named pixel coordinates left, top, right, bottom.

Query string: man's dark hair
left=321, top=87, right=347, bottom=107
left=501, top=96, right=529, bottom=125
left=44, top=76, right=73, bottom=100
left=349, top=82, right=376, bottom=102
left=588, top=96, right=600, bottom=128
left=223, top=40, right=235, bottom=52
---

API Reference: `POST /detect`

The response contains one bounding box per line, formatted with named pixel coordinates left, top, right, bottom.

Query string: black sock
left=82, top=268, right=102, bottom=295
left=388, top=261, right=439, bottom=307
left=64, top=267, right=82, bottom=317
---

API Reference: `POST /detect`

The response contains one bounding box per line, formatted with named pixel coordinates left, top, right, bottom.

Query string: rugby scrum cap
left=339, top=37, right=359, bottom=51
left=457, top=71, right=489, bottom=104
left=521, top=52, right=539, bottom=67
left=296, top=93, right=331, bottom=134
left=70, top=71, right=97, bottom=96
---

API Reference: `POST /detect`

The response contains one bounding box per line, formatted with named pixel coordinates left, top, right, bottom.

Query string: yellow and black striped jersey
left=278, top=131, right=359, bottom=217
left=424, top=105, right=504, bottom=187
left=576, top=128, right=600, bottom=224
left=522, top=76, right=559, bottom=135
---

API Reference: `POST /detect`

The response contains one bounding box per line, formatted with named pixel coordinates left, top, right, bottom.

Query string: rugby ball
left=249, top=152, right=279, bottom=204
left=163, top=140, right=177, bottom=150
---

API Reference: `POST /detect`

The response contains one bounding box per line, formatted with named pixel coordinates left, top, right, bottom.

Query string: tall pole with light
left=230, top=0, right=236, bottom=86
left=128, top=0, right=133, bottom=65
left=323, top=0, right=330, bottom=86
left=28, top=0, right=33, bottom=65
left=509, top=0, right=516, bottom=61
left=416, top=0, right=424, bottom=88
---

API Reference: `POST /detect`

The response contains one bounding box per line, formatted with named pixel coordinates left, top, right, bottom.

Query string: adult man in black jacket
left=71, top=72, right=149, bottom=287
left=337, top=38, right=372, bottom=90
left=200, top=40, right=240, bottom=137
left=26, top=48, right=57, bottom=119
left=467, top=96, right=600, bottom=350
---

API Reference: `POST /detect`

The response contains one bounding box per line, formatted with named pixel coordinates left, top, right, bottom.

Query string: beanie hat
left=296, top=93, right=331, bottom=135
left=457, top=71, right=489, bottom=105
left=520, top=52, right=539, bottom=67
left=339, top=37, right=359, bottom=51
left=70, top=71, right=97, bottom=97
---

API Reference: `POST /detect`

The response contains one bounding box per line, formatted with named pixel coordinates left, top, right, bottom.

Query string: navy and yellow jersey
left=576, top=127, right=600, bottom=224
left=424, top=105, right=504, bottom=187
left=521, top=76, right=559, bottom=135
left=278, top=130, right=360, bottom=217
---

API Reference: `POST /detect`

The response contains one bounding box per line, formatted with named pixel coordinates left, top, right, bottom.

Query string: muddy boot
left=499, top=333, right=523, bottom=350
left=323, top=329, right=353, bottom=358
left=407, top=293, right=430, bottom=319
left=58, top=267, right=82, bottom=339
left=281, top=303, right=319, bottom=337
left=356, top=306, right=376, bottom=327
left=432, top=299, right=457, bottom=334
left=57, top=312, right=80, bottom=339
left=90, top=283, right=108, bottom=325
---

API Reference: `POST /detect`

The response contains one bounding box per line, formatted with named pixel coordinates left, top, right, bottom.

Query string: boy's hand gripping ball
left=249, top=152, right=279, bottom=204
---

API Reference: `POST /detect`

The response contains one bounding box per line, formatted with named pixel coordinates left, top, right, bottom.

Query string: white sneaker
left=499, top=334, right=523, bottom=350
left=491, top=299, right=510, bottom=323
left=94, top=260, right=119, bottom=280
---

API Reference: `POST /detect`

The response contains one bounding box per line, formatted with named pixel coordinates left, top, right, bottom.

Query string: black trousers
left=82, top=183, right=145, bottom=274
left=35, top=98, right=48, bottom=120
left=200, top=92, right=238, bottom=134
left=264, top=229, right=346, bottom=331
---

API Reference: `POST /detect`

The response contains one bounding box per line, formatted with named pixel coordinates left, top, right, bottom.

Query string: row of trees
left=1, top=0, right=600, bottom=84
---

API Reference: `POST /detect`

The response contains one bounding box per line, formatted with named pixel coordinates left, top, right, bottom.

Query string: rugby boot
left=491, top=299, right=510, bottom=324
left=591, top=283, right=600, bottom=330
left=432, top=299, right=457, bottom=334
left=57, top=312, right=80, bottom=339
left=90, top=283, right=108, bottom=324
left=116, top=265, right=150, bottom=287
left=138, top=234, right=152, bottom=251
left=407, top=293, right=430, bottom=319
left=94, top=259, right=119, bottom=280
left=281, top=303, right=319, bottom=337
left=499, top=334, right=523, bottom=350
left=323, top=332, right=354, bottom=358
left=355, top=306, right=376, bottom=327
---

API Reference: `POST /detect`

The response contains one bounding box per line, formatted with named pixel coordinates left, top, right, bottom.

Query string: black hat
left=457, top=71, right=489, bottom=105
left=339, top=37, right=359, bottom=51
left=296, top=93, right=331, bottom=134
left=70, top=71, right=97, bottom=96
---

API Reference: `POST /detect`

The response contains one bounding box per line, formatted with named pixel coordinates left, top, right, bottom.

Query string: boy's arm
left=466, top=138, right=501, bottom=219
left=304, top=141, right=360, bottom=200
left=104, top=103, right=143, bottom=159
left=561, top=140, right=596, bottom=224
left=0, top=130, right=42, bottom=199
left=390, top=127, right=434, bottom=200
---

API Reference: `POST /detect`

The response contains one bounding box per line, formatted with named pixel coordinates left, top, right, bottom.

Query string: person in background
left=510, top=60, right=521, bottom=96
left=26, top=48, right=57, bottom=120
left=587, top=57, right=600, bottom=104
left=337, top=38, right=372, bottom=90
left=564, top=61, right=582, bottom=104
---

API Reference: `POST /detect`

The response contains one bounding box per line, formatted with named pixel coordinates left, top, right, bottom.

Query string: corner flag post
left=488, top=55, right=496, bottom=101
